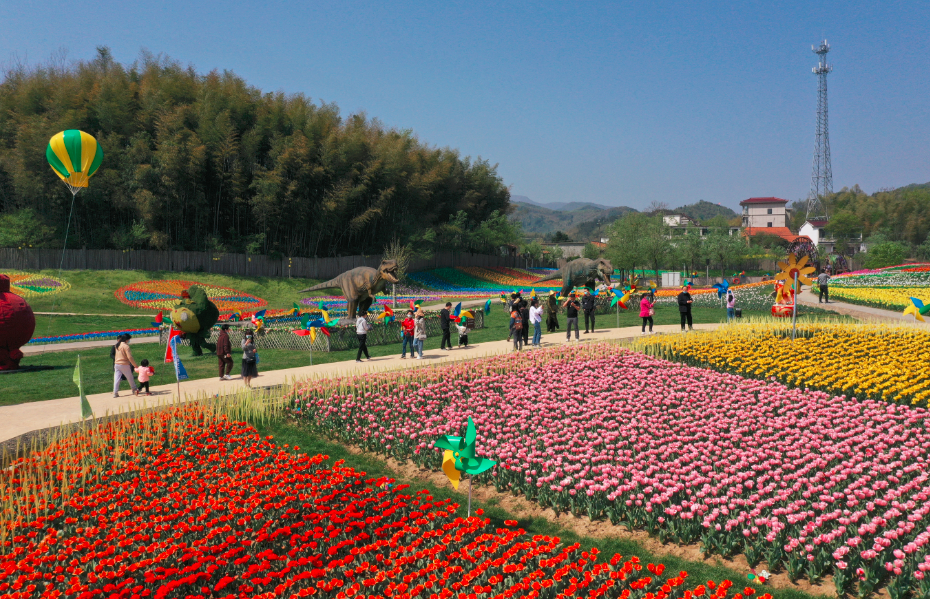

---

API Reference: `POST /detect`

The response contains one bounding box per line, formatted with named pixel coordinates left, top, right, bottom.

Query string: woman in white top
left=413, top=310, right=427, bottom=359
left=529, top=299, right=544, bottom=346
left=355, top=314, right=372, bottom=362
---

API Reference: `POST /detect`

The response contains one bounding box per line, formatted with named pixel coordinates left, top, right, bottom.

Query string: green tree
left=0, top=209, right=56, bottom=248
left=520, top=240, right=545, bottom=262
left=605, top=213, right=643, bottom=278
left=638, top=216, right=672, bottom=283
left=675, top=231, right=705, bottom=276
left=704, top=231, right=747, bottom=280
left=551, top=231, right=571, bottom=243
left=582, top=242, right=601, bottom=260
left=864, top=241, right=908, bottom=269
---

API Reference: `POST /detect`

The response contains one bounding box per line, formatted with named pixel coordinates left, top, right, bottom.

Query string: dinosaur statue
left=300, top=259, right=400, bottom=319
left=170, top=285, right=220, bottom=356
left=534, top=258, right=614, bottom=297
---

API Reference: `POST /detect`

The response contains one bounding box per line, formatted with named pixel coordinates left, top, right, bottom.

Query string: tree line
left=0, top=48, right=517, bottom=258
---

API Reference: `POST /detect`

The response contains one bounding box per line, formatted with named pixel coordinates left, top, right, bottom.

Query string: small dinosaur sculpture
left=534, top=258, right=614, bottom=297
left=170, top=286, right=220, bottom=356
left=300, top=259, right=400, bottom=319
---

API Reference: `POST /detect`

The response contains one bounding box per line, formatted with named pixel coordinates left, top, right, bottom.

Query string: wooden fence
left=0, top=248, right=551, bottom=278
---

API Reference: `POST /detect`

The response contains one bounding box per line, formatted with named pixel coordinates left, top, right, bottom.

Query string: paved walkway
left=1, top=323, right=719, bottom=443
left=22, top=300, right=484, bottom=354
left=796, top=289, right=930, bottom=327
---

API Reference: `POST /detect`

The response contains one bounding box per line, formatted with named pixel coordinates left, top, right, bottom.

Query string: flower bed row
left=3, top=272, right=71, bottom=297
left=27, top=327, right=160, bottom=345
left=291, top=344, right=930, bottom=596
left=0, top=406, right=749, bottom=599
left=828, top=287, right=930, bottom=312
left=114, top=280, right=268, bottom=313
left=633, top=323, right=930, bottom=406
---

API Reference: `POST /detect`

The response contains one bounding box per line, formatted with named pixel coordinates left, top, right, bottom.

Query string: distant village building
left=799, top=219, right=866, bottom=254
left=740, top=197, right=789, bottom=229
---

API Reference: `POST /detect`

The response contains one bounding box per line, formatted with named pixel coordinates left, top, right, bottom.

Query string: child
left=456, top=320, right=469, bottom=347
left=135, top=359, right=155, bottom=396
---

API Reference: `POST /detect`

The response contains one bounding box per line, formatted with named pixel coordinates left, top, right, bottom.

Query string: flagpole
left=468, top=476, right=472, bottom=518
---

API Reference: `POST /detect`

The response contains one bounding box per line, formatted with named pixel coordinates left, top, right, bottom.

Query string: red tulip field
left=0, top=404, right=757, bottom=599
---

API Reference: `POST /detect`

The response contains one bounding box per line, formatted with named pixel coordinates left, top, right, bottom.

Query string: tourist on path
left=563, top=292, right=581, bottom=341
left=817, top=271, right=831, bottom=303
left=677, top=287, right=694, bottom=332
left=241, top=331, right=258, bottom=388
left=355, top=314, right=372, bottom=362
left=546, top=290, right=560, bottom=333
left=112, top=334, right=139, bottom=397
left=519, top=299, right=530, bottom=346
left=439, top=302, right=453, bottom=350
left=216, top=324, right=233, bottom=380
left=510, top=305, right=523, bottom=351
left=400, top=310, right=416, bottom=358
left=413, top=310, right=427, bottom=359
left=581, top=288, right=597, bottom=333
left=529, top=298, right=544, bottom=346
left=135, top=359, right=154, bottom=396
left=726, top=290, right=736, bottom=322
left=639, top=294, right=654, bottom=335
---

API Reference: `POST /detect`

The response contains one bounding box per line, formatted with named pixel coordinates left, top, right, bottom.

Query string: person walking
left=726, top=290, right=736, bottom=322
left=241, top=331, right=258, bottom=388
left=529, top=298, right=544, bottom=346
left=639, top=293, right=655, bottom=335
left=355, top=313, right=372, bottom=362
left=506, top=293, right=520, bottom=341
left=546, top=290, right=560, bottom=333
left=135, top=359, right=155, bottom=396
left=112, top=334, right=139, bottom=397
left=677, top=287, right=694, bottom=332
left=581, top=288, right=597, bottom=333
left=817, top=270, right=831, bottom=303
left=400, top=310, right=416, bottom=358
left=519, top=299, right=530, bottom=346
left=563, top=292, right=581, bottom=341
left=413, top=310, right=427, bottom=359
left=439, top=302, right=453, bottom=350
left=510, top=304, right=523, bottom=351
left=216, top=324, right=233, bottom=380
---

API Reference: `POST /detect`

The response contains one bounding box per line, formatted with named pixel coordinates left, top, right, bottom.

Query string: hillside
left=673, top=200, right=738, bottom=222
left=511, top=196, right=611, bottom=211
left=511, top=201, right=637, bottom=237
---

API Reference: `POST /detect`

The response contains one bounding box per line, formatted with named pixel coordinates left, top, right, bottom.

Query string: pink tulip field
left=292, top=344, right=930, bottom=598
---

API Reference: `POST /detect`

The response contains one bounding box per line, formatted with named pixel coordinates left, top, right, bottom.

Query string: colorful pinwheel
left=434, top=416, right=496, bottom=492
left=484, top=299, right=492, bottom=314
left=774, top=253, right=815, bottom=304
left=903, top=297, right=930, bottom=322
left=712, top=279, right=730, bottom=299
left=151, top=311, right=164, bottom=327
left=251, top=309, right=267, bottom=332
left=452, top=302, right=462, bottom=318
left=375, top=305, right=395, bottom=322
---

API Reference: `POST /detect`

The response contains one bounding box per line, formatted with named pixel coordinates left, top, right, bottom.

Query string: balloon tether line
left=40, top=188, right=78, bottom=355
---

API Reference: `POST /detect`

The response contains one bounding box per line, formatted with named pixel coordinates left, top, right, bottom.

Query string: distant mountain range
left=510, top=196, right=738, bottom=239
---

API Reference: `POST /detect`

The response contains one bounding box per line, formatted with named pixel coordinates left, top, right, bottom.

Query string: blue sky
left=3, top=0, right=928, bottom=210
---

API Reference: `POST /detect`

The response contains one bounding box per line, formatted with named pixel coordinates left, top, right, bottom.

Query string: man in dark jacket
left=677, top=288, right=694, bottom=332
left=563, top=293, right=581, bottom=341
left=216, top=324, right=233, bottom=380
left=439, top=302, right=452, bottom=350
left=581, top=289, right=597, bottom=333
left=519, top=300, right=531, bottom=346
left=546, top=291, right=560, bottom=333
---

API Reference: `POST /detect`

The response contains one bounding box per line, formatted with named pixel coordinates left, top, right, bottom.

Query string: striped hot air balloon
left=46, top=130, right=104, bottom=195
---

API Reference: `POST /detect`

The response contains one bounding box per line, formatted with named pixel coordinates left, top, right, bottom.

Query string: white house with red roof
left=739, top=197, right=811, bottom=244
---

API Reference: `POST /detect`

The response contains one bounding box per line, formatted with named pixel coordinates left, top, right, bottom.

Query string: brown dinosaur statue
left=533, top=258, right=614, bottom=297
left=300, top=259, right=400, bottom=318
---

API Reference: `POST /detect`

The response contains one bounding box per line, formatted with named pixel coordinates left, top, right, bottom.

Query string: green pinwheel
left=434, top=416, right=496, bottom=491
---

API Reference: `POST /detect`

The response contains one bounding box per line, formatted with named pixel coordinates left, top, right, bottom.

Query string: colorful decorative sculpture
left=712, top=279, right=730, bottom=299
left=903, top=297, right=930, bottom=322
left=434, top=416, right=496, bottom=492
left=771, top=253, right=815, bottom=317
left=300, top=259, right=400, bottom=318
left=533, top=258, right=613, bottom=297
left=0, top=274, right=36, bottom=371
left=169, top=286, right=220, bottom=356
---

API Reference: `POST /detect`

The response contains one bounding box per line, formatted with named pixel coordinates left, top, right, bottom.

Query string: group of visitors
left=111, top=333, right=153, bottom=397
left=399, top=309, right=428, bottom=359
left=508, top=295, right=545, bottom=350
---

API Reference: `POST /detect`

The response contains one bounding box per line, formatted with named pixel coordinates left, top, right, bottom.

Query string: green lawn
left=3, top=303, right=847, bottom=406
left=10, top=269, right=327, bottom=315
left=30, top=315, right=157, bottom=338
left=259, top=420, right=830, bottom=599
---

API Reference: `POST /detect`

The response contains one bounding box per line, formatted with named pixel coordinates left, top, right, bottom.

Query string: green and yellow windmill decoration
left=434, top=416, right=496, bottom=516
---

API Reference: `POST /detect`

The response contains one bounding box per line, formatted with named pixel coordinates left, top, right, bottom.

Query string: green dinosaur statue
left=300, top=259, right=399, bottom=318
left=170, top=285, right=220, bottom=356
left=534, top=258, right=614, bottom=297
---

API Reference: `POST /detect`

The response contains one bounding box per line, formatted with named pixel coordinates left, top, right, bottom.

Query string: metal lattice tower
left=807, top=40, right=833, bottom=220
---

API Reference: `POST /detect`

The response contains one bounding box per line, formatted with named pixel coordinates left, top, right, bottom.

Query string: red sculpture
left=0, top=274, right=36, bottom=370
left=770, top=280, right=795, bottom=318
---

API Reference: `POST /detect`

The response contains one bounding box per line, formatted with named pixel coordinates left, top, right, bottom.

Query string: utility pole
left=807, top=40, right=833, bottom=221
